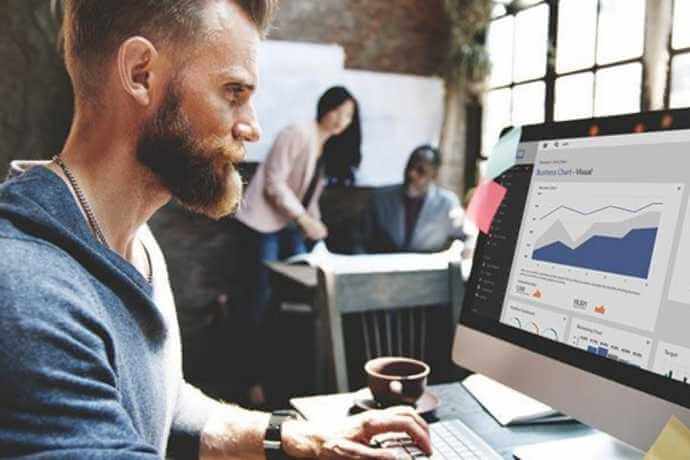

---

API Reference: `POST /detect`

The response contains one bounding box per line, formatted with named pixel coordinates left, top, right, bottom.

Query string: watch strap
left=264, top=410, right=298, bottom=460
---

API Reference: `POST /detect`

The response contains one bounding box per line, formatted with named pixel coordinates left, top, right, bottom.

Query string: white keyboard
left=373, top=419, right=503, bottom=459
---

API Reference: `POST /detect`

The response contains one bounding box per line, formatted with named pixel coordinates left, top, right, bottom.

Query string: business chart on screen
left=508, top=181, right=683, bottom=332
left=487, top=132, right=690, bottom=377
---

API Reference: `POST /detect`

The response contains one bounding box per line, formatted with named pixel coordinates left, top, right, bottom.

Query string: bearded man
left=0, top=1, right=431, bottom=458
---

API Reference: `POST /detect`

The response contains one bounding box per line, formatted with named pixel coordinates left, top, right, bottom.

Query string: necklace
left=52, top=155, right=153, bottom=284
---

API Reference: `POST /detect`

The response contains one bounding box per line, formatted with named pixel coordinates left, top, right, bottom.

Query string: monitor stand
left=513, top=432, right=644, bottom=460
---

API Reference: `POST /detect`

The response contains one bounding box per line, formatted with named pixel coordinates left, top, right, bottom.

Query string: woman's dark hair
left=317, top=86, right=362, bottom=186
left=404, top=144, right=442, bottom=178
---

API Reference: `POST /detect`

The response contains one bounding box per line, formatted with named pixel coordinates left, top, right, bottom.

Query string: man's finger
left=321, top=438, right=402, bottom=459
left=363, top=415, right=432, bottom=455
left=384, top=406, right=428, bottom=432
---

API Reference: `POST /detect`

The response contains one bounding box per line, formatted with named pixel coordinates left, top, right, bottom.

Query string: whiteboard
left=342, top=70, right=445, bottom=186
left=248, top=41, right=446, bottom=187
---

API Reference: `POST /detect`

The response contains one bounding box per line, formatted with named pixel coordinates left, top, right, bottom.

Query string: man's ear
left=117, top=37, right=161, bottom=107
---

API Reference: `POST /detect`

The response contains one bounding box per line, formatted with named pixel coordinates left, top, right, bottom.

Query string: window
left=670, top=0, right=690, bottom=108
left=483, top=2, right=550, bottom=156
left=556, top=0, right=645, bottom=120
left=482, top=0, right=647, bottom=157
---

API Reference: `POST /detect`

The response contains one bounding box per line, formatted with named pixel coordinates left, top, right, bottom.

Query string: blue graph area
left=533, top=228, right=658, bottom=279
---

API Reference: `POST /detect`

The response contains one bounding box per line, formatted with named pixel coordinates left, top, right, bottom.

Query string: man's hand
left=282, top=406, right=431, bottom=459
left=296, top=213, right=328, bottom=241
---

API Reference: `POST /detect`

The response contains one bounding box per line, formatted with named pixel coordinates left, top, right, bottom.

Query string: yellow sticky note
left=645, top=417, right=690, bottom=460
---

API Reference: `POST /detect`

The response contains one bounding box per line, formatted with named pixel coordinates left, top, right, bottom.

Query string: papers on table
left=286, top=240, right=463, bottom=274
left=290, top=390, right=364, bottom=422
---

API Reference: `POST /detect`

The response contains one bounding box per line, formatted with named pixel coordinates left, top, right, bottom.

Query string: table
left=291, top=382, right=595, bottom=460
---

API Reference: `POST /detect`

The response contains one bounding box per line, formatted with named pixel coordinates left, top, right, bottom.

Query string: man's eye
left=225, top=85, right=244, bottom=97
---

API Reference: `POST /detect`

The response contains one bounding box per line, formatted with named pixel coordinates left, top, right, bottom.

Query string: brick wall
left=271, top=0, right=449, bottom=77
left=0, top=0, right=72, bottom=178
left=270, top=1, right=465, bottom=195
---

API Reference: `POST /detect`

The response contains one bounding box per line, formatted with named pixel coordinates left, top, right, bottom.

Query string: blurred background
left=2, top=0, right=688, bottom=403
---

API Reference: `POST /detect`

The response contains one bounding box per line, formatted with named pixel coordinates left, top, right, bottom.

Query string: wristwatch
left=264, top=409, right=300, bottom=460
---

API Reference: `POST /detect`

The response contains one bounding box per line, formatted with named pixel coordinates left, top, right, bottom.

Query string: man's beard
left=137, top=84, right=243, bottom=220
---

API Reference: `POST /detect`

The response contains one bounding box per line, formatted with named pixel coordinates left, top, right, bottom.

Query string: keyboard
left=372, top=419, right=503, bottom=459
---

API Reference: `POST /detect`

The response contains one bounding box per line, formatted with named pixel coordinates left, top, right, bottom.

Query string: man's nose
left=233, top=103, right=261, bottom=143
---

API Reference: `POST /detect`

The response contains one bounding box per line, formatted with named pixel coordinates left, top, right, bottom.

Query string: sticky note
left=485, top=126, right=523, bottom=180
left=645, top=417, right=690, bottom=460
left=466, top=180, right=507, bottom=234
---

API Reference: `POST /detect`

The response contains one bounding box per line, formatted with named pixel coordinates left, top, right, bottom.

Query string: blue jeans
left=248, top=222, right=307, bottom=323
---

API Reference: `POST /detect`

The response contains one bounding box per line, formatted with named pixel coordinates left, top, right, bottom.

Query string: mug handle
left=389, top=380, right=403, bottom=395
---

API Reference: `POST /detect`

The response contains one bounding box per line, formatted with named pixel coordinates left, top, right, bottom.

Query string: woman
left=234, top=86, right=361, bottom=405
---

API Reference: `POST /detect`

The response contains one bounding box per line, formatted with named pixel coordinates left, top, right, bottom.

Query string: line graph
left=539, top=202, right=664, bottom=221
left=509, top=181, right=684, bottom=331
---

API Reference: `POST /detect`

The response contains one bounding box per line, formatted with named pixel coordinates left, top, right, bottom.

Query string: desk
left=291, top=382, right=595, bottom=459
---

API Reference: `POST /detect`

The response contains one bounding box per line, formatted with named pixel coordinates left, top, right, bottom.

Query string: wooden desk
left=291, top=382, right=595, bottom=460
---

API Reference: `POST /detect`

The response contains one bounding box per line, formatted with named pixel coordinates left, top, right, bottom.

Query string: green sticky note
left=485, top=126, right=523, bottom=180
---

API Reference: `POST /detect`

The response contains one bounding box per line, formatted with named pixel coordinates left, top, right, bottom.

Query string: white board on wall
left=342, top=70, right=446, bottom=186
left=246, top=40, right=346, bottom=162
left=247, top=41, right=446, bottom=188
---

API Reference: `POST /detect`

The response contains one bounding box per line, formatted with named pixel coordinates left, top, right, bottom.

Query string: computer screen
left=460, top=109, right=690, bottom=411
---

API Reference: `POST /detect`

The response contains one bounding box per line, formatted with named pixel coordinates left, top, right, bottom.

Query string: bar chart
left=568, top=318, right=653, bottom=369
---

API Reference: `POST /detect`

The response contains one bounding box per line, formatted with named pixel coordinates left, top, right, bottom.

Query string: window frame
left=481, top=0, right=648, bottom=158
left=665, top=0, right=690, bottom=108
left=484, top=1, right=552, bottom=150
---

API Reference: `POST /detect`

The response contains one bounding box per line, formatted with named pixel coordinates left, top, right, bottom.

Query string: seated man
left=0, top=1, right=430, bottom=458
left=357, top=145, right=465, bottom=254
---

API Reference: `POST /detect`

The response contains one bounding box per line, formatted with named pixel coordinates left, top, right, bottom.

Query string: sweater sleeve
left=263, top=126, right=311, bottom=220
left=0, top=243, right=160, bottom=458
left=168, top=381, right=224, bottom=458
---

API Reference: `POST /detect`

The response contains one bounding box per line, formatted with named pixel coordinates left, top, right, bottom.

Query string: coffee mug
left=364, top=356, right=430, bottom=407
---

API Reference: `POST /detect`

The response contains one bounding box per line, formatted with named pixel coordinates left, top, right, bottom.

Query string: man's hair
left=405, top=145, right=442, bottom=174
left=62, top=0, right=277, bottom=99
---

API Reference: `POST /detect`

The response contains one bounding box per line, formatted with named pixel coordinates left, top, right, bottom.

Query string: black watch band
left=264, top=410, right=299, bottom=460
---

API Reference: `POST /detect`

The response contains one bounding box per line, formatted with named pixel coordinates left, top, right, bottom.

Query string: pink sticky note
left=466, top=180, right=507, bottom=234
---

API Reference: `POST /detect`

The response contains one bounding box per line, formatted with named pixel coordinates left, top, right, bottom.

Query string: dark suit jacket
left=357, top=184, right=465, bottom=253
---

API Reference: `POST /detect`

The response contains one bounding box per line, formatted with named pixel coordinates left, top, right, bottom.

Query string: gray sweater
left=0, top=164, right=219, bottom=458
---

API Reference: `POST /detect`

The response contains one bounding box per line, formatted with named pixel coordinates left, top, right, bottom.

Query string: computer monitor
left=453, top=109, right=690, bottom=452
